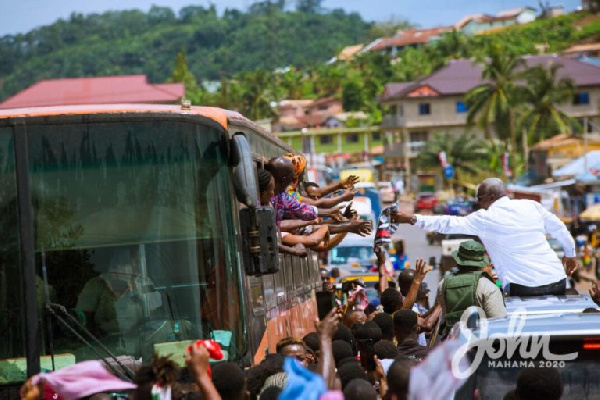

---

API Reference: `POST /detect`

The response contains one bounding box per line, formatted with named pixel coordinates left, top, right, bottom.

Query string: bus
left=0, top=104, right=320, bottom=393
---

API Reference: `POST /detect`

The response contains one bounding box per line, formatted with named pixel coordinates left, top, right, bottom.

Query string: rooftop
left=381, top=55, right=600, bottom=102
left=0, top=75, right=184, bottom=109
left=370, top=26, right=453, bottom=51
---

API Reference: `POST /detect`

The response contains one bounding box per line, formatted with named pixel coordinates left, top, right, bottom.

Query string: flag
left=502, top=153, right=512, bottom=178
left=438, top=151, right=449, bottom=168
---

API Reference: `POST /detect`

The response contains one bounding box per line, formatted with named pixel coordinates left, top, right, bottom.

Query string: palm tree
left=482, top=139, right=524, bottom=179
left=417, top=132, right=489, bottom=184
left=465, top=42, right=524, bottom=149
left=518, top=63, right=579, bottom=144
left=237, top=70, right=277, bottom=121
left=274, top=66, right=305, bottom=100
left=434, top=29, right=470, bottom=59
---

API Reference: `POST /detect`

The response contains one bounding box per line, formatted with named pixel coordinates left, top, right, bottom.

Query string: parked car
left=444, top=198, right=475, bottom=216
left=378, top=181, right=396, bottom=203
left=450, top=310, right=600, bottom=400
left=415, top=192, right=438, bottom=212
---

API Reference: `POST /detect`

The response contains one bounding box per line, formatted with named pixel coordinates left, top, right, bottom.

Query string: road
left=394, top=223, right=442, bottom=308
left=393, top=198, right=442, bottom=307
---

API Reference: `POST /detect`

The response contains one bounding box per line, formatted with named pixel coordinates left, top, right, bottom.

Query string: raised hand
left=342, top=201, right=355, bottom=219
left=316, top=308, right=340, bottom=338
left=329, top=205, right=346, bottom=222
left=415, top=258, right=432, bottom=283
left=341, top=175, right=360, bottom=190
left=374, top=245, right=386, bottom=265
left=291, top=244, right=308, bottom=257
left=590, top=281, right=600, bottom=307
left=564, top=257, right=579, bottom=276
left=391, top=210, right=415, bottom=224
left=185, top=342, right=211, bottom=379
left=349, top=219, right=372, bottom=236
left=340, top=190, right=356, bottom=202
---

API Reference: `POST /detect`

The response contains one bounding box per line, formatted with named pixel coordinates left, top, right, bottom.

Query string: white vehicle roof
left=335, top=233, right=376, bottom=247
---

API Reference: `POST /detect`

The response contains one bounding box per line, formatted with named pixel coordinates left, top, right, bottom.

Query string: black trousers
left=508, top=278, right=567, bottom=297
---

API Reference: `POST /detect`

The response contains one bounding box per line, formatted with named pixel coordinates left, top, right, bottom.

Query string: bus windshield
left=0, top=119, right=245, bottom=382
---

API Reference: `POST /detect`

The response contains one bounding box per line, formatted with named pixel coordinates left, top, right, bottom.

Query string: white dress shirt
left=416, top=196, right=575, bottom=287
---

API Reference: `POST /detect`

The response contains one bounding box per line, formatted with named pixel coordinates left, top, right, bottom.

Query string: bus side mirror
left=239, top=207, right=279, bottom=276
left=231, top=133, right=258, bottom=208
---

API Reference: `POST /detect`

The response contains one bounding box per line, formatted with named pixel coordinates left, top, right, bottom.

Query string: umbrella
left=580, top=204, right=600, bottom=222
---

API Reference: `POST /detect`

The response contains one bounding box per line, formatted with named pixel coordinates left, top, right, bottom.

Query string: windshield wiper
left=45, top=303, right=135, bottom=382
left=40, top=248, right=135, bottom=382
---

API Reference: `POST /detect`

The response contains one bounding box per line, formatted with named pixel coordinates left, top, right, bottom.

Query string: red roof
left=370, top=26, right=453, bottom=51
left=0, top=75, right=184, bottom=109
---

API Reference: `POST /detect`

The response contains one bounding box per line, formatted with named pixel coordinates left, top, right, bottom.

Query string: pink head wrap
left=31, top=360, right=137, bottom=400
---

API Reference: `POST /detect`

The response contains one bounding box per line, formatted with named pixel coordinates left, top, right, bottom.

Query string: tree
left=518, top=63, right=579, bottom=144
left=296, top=0, right=323, bottom=13
left=465, top=42, right=524, bottom=149
left=275, top=67, right=306, bottom=100
left=341, top=70, right=366, bottom=111
left=169, top=50, right=197, bottom=89
left=238, top=70, right=277, bottom=121
left=417, top=132, right=489, bottom=184
left=434, top=29, right=471, bottom=59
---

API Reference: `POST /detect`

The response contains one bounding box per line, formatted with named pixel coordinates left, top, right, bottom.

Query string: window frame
left=418, top=103, right=431, bottom=115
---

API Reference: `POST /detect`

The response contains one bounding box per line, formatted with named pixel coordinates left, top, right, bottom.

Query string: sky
left=0, top=0, right=583, bottom=36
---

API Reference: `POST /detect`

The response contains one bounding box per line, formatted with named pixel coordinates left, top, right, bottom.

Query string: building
left=563, top=43, right=600, bottom=58
left=276, top=126, right=383, bottom=158
left=337, top=44, right=365, bottom=61
left=368, top=26, right=453, bottom=58
left=0, top=75, right=184, bottom=109
left=455, top=7, right=537, bottom=35
left=529, top=134, right=600, bottom=182
left=272, top=97, right=343, bottom=132
left=380, top=55, right=600, bottom=175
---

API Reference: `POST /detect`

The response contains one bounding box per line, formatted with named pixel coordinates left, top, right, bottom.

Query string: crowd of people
left=18, top=159, right=600, bottom=399
left=259, top=153, right=372, bottom=257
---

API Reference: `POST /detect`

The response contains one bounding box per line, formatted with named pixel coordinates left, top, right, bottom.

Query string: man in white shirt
left=393, top=178, right=578, bottom=296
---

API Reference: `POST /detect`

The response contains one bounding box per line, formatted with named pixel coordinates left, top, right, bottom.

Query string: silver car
left=450, top=309, right=600, bottom=400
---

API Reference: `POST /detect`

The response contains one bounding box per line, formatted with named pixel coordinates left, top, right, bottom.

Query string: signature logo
left=451, top=307, right=578, bottom=379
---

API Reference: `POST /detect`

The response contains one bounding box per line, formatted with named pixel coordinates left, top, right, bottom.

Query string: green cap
left=451, top=240, right=490, bottom=268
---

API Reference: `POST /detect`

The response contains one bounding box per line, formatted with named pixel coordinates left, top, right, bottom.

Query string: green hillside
left=0, top=3, right=369, bottom=101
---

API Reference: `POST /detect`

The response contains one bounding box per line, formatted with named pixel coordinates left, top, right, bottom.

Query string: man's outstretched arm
left=392, top=210, right=482, bottom=236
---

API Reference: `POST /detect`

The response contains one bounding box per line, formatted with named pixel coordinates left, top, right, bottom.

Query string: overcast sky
left=0, top=0, right=582, bottom=36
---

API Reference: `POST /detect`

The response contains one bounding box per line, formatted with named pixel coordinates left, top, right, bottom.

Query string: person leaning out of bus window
left=265, top=156, right=345, bottom=225
left=283, top=153, right=358, bottom=208
left=258, top=168, right=371, bottom=253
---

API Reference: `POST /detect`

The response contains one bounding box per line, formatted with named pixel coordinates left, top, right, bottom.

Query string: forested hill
left=0, top=2, right=370, bottom=101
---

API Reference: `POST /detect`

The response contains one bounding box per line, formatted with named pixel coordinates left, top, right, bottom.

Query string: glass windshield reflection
left=24, top=120, right=243, bottom=374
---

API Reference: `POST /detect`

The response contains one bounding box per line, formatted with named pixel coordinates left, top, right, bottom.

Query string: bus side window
left=262, top=274, right=276, bottom=311
left=284, top=255, right=294, bottom=297
left=275, top=254, right=285, bottom=304
left=293, top=256, right=304, bottom=293
left=248, top=276, right=265, bottom=316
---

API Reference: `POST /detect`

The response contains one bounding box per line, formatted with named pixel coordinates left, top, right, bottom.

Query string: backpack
left=443, top=271, right=484, bottom=328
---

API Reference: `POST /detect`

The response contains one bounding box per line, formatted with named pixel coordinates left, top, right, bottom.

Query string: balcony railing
left=384, top=141, right=427, bottom=158
left=382, top=114, right=405, bottom=128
